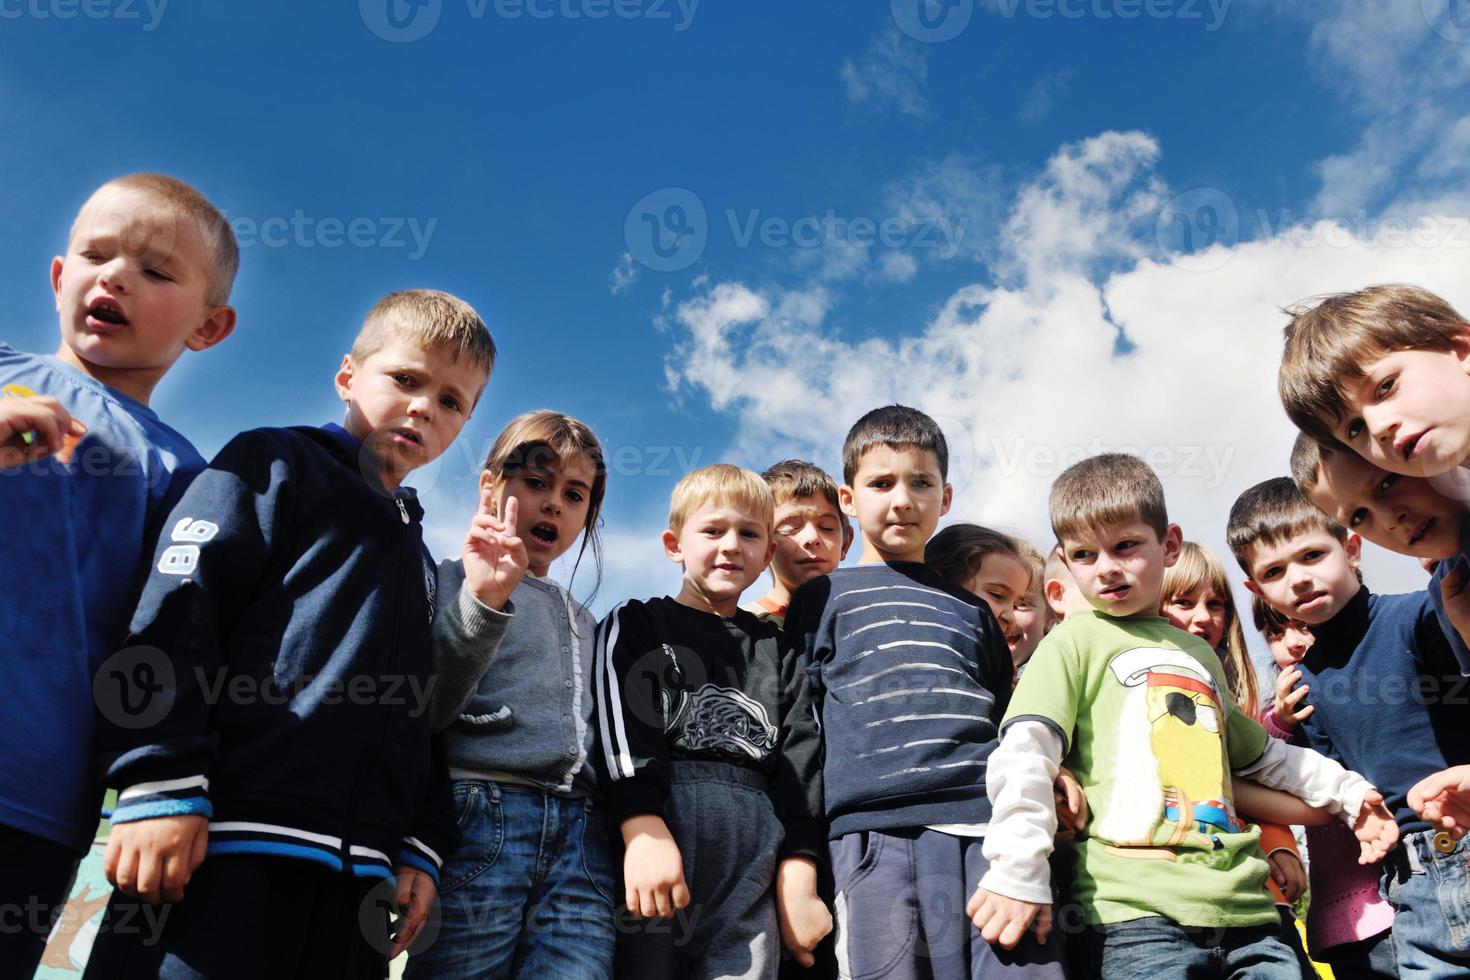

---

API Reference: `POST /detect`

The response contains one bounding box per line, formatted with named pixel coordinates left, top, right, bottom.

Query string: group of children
left=5, top=174, right=1470, bottom=980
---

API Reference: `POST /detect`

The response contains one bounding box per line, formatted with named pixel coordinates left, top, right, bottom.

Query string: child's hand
left=1408, top=765, right=1470, bottom=837
left=1272, top=667, right=1313, bottom=730
left=620, top=814, right=689, bottom=919
left=389, top=865, right=438, bottom=959
left=1267, top=850, right=1307, bottom=903
left=1439, top=565, right=1470, bottom=644
left=103, top=814, right=209, bottom=905
left=462, top=487, right=527, bottom=610
left=1053, top=765, right=1088, bottom=841
left=967, top=887, right=1051, bottom=950
left=775, top=856, right=832, bottom=967
left=1350, top=789, right=1400, bottom=865
left=0, top=394, right=85, bottom=468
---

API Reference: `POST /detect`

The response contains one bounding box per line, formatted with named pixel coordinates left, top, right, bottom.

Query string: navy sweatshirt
left=784, top=562, right=1013, bottom=838
left=1294, top=585, right=1470, bottom=832
left=96, top=424, right=457, bottom=883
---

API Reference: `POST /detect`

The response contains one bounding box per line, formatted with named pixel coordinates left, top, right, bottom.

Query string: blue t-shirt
left=0, top=344, right=204, bottom=849
left=1428, top=518, right=1470, bottom=675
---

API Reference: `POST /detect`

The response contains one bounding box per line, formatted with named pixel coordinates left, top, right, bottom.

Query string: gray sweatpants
left=616, top=760, right=784, bottom=980
left=830, top=828, right=1068, bottom=980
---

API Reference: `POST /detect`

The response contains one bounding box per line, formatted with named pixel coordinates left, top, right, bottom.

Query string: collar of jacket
left=1307, top=584, right=1372, bottom=667
left=317, top=422, right=424, bottom=523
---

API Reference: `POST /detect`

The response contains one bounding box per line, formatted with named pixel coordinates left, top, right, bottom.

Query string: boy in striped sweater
left=785, top=405, right=1066, bottom=979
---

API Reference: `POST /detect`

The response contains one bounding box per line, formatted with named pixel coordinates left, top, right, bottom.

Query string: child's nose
left=97, top=259, right=132, bottom=293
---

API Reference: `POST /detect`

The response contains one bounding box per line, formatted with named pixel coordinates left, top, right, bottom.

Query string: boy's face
left=51, top=187, right=234, bottom=396
left=1010, top=584, right=1047, bottom=665
left=1306, top=450, right=1466, bottom=561
left=1331, top=340, right=1470, bottom=478
left=961, top=552, right=1031, bottom=650
left=770, top=495, right=845, bottom=591
left=1060, top=519, right=1182, bottom=619
left=335, top=338, right=485, bottom=489
left=1264, top=618, right=1313, bottom=670
left=663, top=500, right=776, bottom=609
left=1242, top=529, right=1362, bottom=626
left=840, top=444, right=952, bottom=563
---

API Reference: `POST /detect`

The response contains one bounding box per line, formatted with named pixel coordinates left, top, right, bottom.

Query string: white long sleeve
left=978, top=721, right=1065, bottom=906
left=1234, top=737, right=1370, bottom=825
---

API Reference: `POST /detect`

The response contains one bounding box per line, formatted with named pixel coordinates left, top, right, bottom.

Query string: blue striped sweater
left=785, top=562, right=1012, bottom=837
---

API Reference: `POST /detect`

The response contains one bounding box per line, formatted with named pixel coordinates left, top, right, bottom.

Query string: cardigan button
left=1434, top=831, right=1457, bottom=854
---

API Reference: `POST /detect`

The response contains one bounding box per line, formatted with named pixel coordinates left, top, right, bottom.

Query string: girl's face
left=962, top=553, right=1031, bottom=657
left=1265, top=620, right=1314, bottom=669
left=1009, top=585, right=1047, bottom=668
left=482, top=449, right=598, bottom=577
left=1162, top=583, right=1229, bottom=650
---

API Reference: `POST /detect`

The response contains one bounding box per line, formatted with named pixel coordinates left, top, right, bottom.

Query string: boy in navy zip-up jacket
left=84, top=290, right=529, bottom=978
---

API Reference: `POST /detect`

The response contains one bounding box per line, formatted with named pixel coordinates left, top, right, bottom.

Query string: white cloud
left=1018, top=70, right=1073, bottom=125
left=840, top=29, right=931, bottom=119
left=660, top=129, right=1470, bottom=663
left=609, top=252, right=639, bottom=294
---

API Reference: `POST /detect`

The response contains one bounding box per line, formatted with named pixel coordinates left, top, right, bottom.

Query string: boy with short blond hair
left=82, top=289, right=521, bottom=977
left=786, top=405, right=1065, bottom=978
left=743, top=458, right=852, bottom=627
left=1279, top=282, right=1470, bottom=478
left=1229, top=476, right=1470, bottom=976
left=974, top=455, right=1397, bottom=980
left=0, top=173, right=237, bottom=976
left=596, top=463, right=829, bottom=979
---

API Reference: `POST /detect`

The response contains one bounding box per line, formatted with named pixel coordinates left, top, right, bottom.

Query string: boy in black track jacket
left=84, top=290, right=528, bottom=979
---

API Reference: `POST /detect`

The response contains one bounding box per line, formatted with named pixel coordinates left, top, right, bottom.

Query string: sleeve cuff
left=777, top=817, right=827, bottom=863
left=978, top=867, right=1054, bottom=906
left=457, top=584, right=513, bottom=636
left=607, top=775, right=666, bottom=823
left=112, top=775, right=212, bottom=823
left=396, top=836, right=444, bottom=886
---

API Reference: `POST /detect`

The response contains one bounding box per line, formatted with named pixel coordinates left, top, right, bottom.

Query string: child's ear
left=763, top=535, right=777, bottom=566
left=838, top=485, right=858, bottom=518
left=1242, top=577, right=1263, bottom=600
left=1344, top=531, right=1363, bottom=566
left=1160, top=524, right=1184, bottom=567
left=50, top=256, right=64, bottom=308
left=661, top=529, right=683, bottom=564
left=333, top=354, right=356, bottom=402
left=939, top=483, right=953, bottom=517
left=185, top=305, right=237, bottom=353
left=478, top=469, right=499, bottom=517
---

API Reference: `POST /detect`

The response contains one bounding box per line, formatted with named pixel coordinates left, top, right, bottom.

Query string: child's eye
left=144, top=268, right=172, bottom=281
left=1262, top=567, right=1281, bottom=580
left=524, top=476, right=546, bottom=489
left=566, top=490, right=584, bottom=503
left=393, top=373, right=416, bottom=387
left=440, top=396, right=462, bottom=412
left=740, top=529, right=760, bottom=539
left=1376, top=376, right=1396, bottom=399
left=1304, top=550, right=1324, bottom=561
left=1345, top=418, right=1365, bottom=440
left=1375, top=474, right=1398, bottom=495
left=1349, top=507, right=1367, bottom=527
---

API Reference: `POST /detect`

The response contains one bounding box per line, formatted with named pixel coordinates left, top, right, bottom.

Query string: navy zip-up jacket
left=96, top=423, right=457, bottom=883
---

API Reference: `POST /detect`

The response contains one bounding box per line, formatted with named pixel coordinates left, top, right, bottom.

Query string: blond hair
left=1280, top=284, right=1469, bottom=443
left=668, top=464, right=774, bottom=536
left=1160, top=542, right=1261, bottom=714
left=1049, top=453, right=1168, bottom=544
left=483, top=410, right=607, bottom=601
left=350, top=289, right=496, bottom=382
left=73, top=173, right=239, bottom=306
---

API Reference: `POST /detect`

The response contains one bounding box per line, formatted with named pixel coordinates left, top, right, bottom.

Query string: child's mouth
left=1399, top=432, right=1425, bottom=462
left=1296, top=590, right=1326, bottom=610
left=1409, top=517, right=1436, bottom=548
left=86, top=298, right=128, bottom=327
left=530, top=523, right=558, bottom=544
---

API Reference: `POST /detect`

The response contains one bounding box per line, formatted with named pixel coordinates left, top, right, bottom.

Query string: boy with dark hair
left=1229, top=476, right=1470, bottom=975
left=787, top=404, right=1067, bottom=978
left=744, top=459, right=852, bottom=627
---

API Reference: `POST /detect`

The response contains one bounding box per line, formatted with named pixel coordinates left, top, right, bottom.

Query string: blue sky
left=5, top=1, right=1470, bottom=664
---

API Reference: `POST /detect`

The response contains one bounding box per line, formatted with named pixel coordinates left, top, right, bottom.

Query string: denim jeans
left=406, top=780, right=616, bottom=980
left=1380, top=828, right=1470, bottom=977
left=1086, top=915, right=1303, bottom=979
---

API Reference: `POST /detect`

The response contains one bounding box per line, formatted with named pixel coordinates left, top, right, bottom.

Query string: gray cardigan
left=430, top=559, right=600, bottom=797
